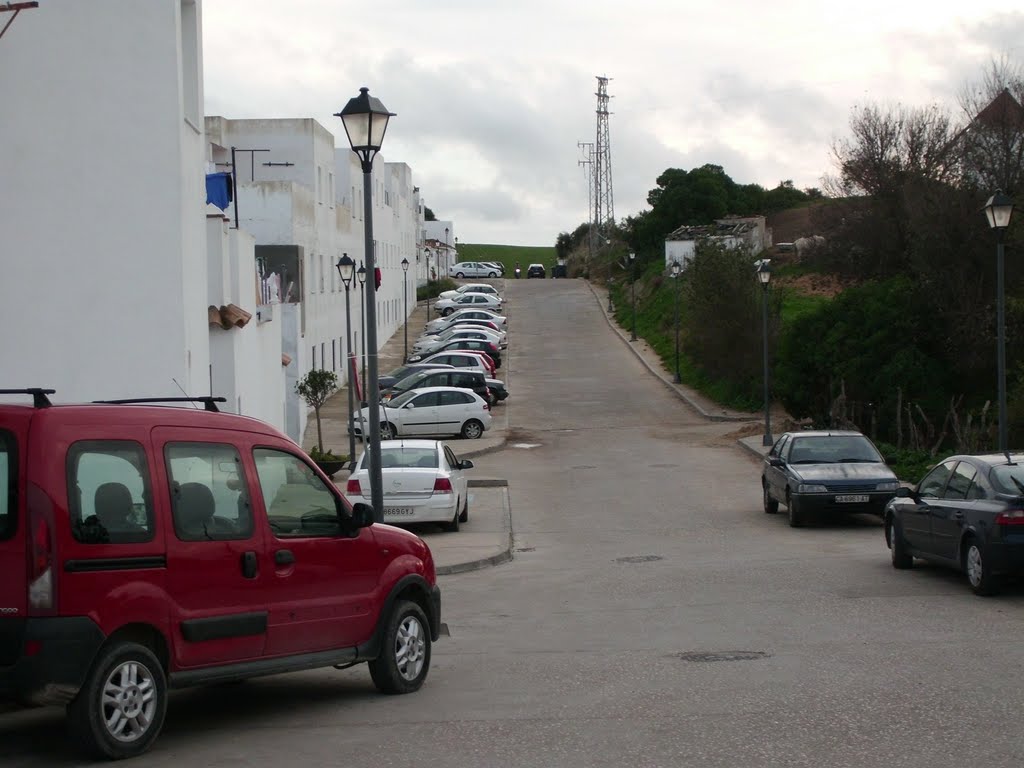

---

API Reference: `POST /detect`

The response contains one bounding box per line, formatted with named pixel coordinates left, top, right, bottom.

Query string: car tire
left=380, top=422, right=397, bottom=440
left=455, top=272, right=465, bottom=279
left=368, top=600, right=431, bottom=694
left=459, top=494, right=469, bottom=523
left=888, top=518, right=913, bottom=569
left=762, top=481, right=778, bottom=514
left=964, top=537, right=999, bottom=596
left=786, top=490, right=804, bottom=528
left=487, top=272, right=497, bottom=278
left=442, top=308, right=453, bottom=316
left=442, top=506, right=460, bottom=532
left=67, top=641, right=168, bottom=760
left=461, top=419, right=484, bottom=439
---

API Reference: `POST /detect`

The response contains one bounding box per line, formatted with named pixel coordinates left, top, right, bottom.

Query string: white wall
left=0, top=0, right=208, bottom=403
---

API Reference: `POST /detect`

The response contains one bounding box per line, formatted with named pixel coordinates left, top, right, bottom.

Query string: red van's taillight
left=995, top=509, right=1024, bottom=525
left=347, top=478, right=362, bottom=494
left=29, top=509, right=54, bottom=611
left=433, top=478, right=452, bottom=494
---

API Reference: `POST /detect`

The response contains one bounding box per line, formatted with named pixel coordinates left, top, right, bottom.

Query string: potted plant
left=296, top=369, right=348, bottom=476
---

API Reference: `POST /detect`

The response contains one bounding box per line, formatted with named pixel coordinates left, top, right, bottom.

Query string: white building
left=664, top=216, right=772, bottom=270
left=423, top=220, right=458, bottom=277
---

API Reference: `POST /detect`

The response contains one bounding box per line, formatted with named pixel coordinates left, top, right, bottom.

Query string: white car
left=420, top=323, right=507, bottom=347
left=349, top=386, right=492, bottom=440
left=425, top=308, right=507, bottom=331
left=434, top=292, right=504, bottom=316
left=413, top=328, right=505, bottom=355
left=448, top=262, right=501, bottom=279
left=344, top=439, right=473, bottom=531
left=438, top=283, right=501, bottom=301
left=417, top=350, right=494, bottom=376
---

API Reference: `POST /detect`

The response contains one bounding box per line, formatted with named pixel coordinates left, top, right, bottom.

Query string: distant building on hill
left=664, top=215, right=771, bottom=270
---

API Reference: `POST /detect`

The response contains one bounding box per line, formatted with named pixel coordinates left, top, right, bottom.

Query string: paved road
left=5, top=278, right=1024, bottom=767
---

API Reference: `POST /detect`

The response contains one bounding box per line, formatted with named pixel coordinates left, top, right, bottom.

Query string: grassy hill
left=455, top=243, right=556, bottom=273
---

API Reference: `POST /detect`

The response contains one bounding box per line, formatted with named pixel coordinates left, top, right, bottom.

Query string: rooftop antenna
left=1, top=2, right=38, bottom=40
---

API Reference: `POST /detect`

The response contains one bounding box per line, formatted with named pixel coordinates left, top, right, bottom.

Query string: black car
left=408, top=338, right=501, bottom=369
left=380, top=368, right=492, bottom=405
left=762, top=430, right=899, bottom=527
left=551, top=263, right=568, bottom=278
left=527, top=263, right=546, bottom=279
left=485, top=378, right=509, bottom=404
left=886, top=453, right=1024, bottom=595
left=377, top=362, right=455, bottom=390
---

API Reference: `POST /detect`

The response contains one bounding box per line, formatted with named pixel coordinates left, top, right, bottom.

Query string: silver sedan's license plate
left=835, top=494, right=869, bottom=503
left=385, top=507, right=415, bottom=517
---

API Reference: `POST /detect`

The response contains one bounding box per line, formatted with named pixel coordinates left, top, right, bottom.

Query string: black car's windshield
left=393, top=371, right=433, bottom=391
left=787, top=435, right=883, bottom=464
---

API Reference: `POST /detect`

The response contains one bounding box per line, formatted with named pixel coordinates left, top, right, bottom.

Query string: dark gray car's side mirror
left=894, top=486, right=914, bottom=498
left=768, top=457, right=785, bottom=468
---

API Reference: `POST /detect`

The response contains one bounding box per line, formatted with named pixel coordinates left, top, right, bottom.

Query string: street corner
left=420, top=478, right=512, bottom=575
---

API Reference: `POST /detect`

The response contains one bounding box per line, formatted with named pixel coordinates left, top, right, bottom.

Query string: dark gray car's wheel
left=964, top=537, right=999, bottom=596
left=888, top=518, right=913, bottom=569
left=459, top=494, right=469, bottom=523
left=763, top=481, right=778, bottom=514
left=461, top=419, right=484, bottom=439
left=380, top=422, right=397, bottom=440
left=368, top=600, right=431, bottom=694
left=786, top=490, right=804, bottom=528
left=67, top=642, right=167, bottom=760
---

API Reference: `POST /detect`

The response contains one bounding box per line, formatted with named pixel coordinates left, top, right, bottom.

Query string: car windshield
left=787, top=435, right=882, bottom=464
left=991, top=463, right=1024, bottom=495
left=387, top=390, right=419, bottom=408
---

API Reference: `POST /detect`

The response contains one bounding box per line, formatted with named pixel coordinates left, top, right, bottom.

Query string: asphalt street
left=5, top=278, right=1024, bottom=767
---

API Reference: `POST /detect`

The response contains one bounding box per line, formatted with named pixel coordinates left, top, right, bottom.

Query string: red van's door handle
left=241, top=551, right=258, bottom=579
left=275, top=549, right=295, bottom=566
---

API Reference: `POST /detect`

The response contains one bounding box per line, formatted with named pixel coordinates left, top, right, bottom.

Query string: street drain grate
left=615, top=555, right=663, bottom=564
left=674, top=651, right=770, bottom=663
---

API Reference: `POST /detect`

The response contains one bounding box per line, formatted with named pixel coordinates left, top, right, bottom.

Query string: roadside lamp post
left=757, top=259, right=773, bottom=447
left=445, top=227, right=450, bottom=274
left=984, top=190, right=1015, bottom=452
left=607, top=277, right=614, bottom=312
left=356, top=263, right=367, bottom=401
left=335, top=253, right=357, bottom=468
left=629, top=251, right=637, bottom=341
left=671, top=260, right=682, bottom=383
left=424, top=248, right=432, bottom=322
left=401, top=257, right=410, bottom=360
left=335, top=86, right=395, bottom=523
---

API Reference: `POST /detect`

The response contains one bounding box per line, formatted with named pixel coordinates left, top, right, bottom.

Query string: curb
left=589, top=282, right=756, bottom=423
left=435, top=484, right=514, bottom=576
left=458, top=437, right=509, bottom=459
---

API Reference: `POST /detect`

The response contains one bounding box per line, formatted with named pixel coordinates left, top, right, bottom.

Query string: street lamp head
left=334, top=87, right=395, bottom=172
left=401, top=257, right=409, bottom=272
left=756, top=259, right=772, bottom=286
left=629, top=251, right=635, bottom=262
left=984, top=189, right=1014, bottom=230
left=357, top=263, right=366, bottom=285
left=336, top=252, right=355, bottom=286
left=671, top=260, right=681, bottom=277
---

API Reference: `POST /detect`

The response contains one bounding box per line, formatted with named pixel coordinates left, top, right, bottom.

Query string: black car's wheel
left=442, top=505, right=460, bottom=532
left=964, top=537, right=999, bottom=596
left=380, top=422, right=397, bottom=440
left=459, top=494, right=469, bottom=523
left=786, top=490, right=804, bottom=528
left=368, top=600, right=431, bottom=694
left=67, top=641, right=168, bottom=760
left=461, top=419, right=484, bottom=439
left=455, top=272, right=465, bottom=279
left=763, top=481, right=778, bottom=514
left=888, top=518, right=913, bottom=569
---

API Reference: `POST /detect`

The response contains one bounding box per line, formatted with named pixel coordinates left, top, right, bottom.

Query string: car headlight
left=876, top=481, right=899, bottom=492
left=797, top=483, right=828, bottom=493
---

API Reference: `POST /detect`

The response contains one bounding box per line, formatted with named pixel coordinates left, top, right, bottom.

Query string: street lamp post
left=671, top=260, right=681, bottom=383
left=336, top=86, right=395, bottom=523
left=629, top=252, right=637, bottom=341
left=335, top=253, right=357, bottom=468
left=984, top=190, right=1015, bottom=452
left=401, top=257, right=410, bottom=359
left=756, top=259, right=773, bottom=447
left=357, top=263, right=367, bottom=401
left=424, top=248, right=432, bottom=322
left=445, top=227, right=450, bottom=275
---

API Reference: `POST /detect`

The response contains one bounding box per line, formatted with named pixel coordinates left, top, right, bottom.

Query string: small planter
left=315, top=459, right=347, bottom=477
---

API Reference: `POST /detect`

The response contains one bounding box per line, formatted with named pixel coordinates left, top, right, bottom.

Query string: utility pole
left=578, top=141, right=594, bottom=265
left=593, top=76, right=615, bottom=241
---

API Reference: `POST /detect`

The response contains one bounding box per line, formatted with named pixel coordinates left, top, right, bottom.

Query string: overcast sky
left=202, top=1, right=1024, bottom=246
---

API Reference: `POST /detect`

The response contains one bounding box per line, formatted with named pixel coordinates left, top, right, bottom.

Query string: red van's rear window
left=0, top=431, right=15, bottom=540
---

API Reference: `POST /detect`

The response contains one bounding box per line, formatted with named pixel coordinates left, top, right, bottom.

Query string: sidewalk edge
left=435, top=484, right=513, bottom=576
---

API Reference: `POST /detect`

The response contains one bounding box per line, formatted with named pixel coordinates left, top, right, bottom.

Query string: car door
left=763, top=434, right=790, bottom=502
left=251, top=447, right=380, bottom=654
left=930, top=460, right=977, bottom=560
left=444, top=444, right=468, bottom=507
left=399, top=391, right=442, bottom=436
left=903, top=460, right=956, bottom=552
left=437, top=390, right=477, bottom=435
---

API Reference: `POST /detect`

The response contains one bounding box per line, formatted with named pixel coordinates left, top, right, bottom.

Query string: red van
left=0, top=389, right=441, bottom=759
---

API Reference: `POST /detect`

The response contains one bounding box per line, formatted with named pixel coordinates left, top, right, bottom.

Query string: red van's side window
left=67, top=441, right=155, bottom=544
left=166, top=442, right=253, bottom=541
left=253, top=448, right=342, bottom=537
left=0, top=430, right=14, bottom=540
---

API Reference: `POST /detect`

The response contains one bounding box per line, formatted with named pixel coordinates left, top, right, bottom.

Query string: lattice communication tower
left=593, top=76, right=615, bottom=239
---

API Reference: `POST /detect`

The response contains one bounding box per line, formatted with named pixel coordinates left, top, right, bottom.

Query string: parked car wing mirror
left=894, top=486, right=914, bottom=498
left=768, top=457, right=785, bottom=467
left=459, top=459, right=474, bottom=470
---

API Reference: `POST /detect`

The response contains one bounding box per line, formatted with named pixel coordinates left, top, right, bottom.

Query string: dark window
left=0, top=430, right=16, bottom=540
left=443, top=445, right=459, bottom=469
left=771, top=434, right=790, bottom=458
left=410, top=392, right=441, bottom=408
left=945, top=462, right=977, bottom=501
left=439, top=390, right=473, bottom=406
left=919, top=460, right=957, bottom=499
left=253, top=448, right=342, bottom=537
left=166, top=442, right=253, bottom=541
left=67, top=441, right=155, bottom=544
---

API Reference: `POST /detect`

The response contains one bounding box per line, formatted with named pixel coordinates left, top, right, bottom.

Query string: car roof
left=529, top=263, right=544, bottom=267
left=393, top=386, right=484, bottom=397
left=378, top=439, right=443, bottom=449
left=785, top=430, right=866, bottom=438
left=945, top=453, right=1024, bottom=466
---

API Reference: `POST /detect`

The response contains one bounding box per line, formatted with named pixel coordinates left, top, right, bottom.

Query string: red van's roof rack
left=93, top=396, right=227, bottom=413
left=0, top=388, right=55, bottom=407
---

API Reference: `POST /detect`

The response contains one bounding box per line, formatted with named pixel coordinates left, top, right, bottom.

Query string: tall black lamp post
left=756, top=259, right=773, bottom=447
left=401, top=257, right=410, bottom=359
left=335, top=253, right=357, bottom=468
left=629, top=251, right=637, bottom=341
left=984, top=190, right=1015, bottom=452
left=671, top=260, right=681, bottom=383
left=357, top=263, right=367, bottom=401
left=336, top=86, right=394, bottom=523
left=424, top=248, right=432, bottom=322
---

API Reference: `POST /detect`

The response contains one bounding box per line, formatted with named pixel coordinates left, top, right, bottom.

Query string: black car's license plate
left=835, top=495, right=870, bottom=503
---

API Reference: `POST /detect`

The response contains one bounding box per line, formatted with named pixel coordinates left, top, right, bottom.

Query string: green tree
left=295, top=369, right=338, bottom=454
left=424, top=206, right=436, bottom=221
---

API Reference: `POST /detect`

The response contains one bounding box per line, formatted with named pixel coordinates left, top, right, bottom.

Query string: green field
left=454, top=243, right=556, bottom=273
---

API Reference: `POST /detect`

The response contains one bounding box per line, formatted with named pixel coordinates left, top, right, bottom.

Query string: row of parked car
left=761, top=429, right=1024, bottom=596
left=344, top=281, right=511, bottom=533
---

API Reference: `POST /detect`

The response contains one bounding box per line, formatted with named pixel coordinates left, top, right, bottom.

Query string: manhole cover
left=615, top=555, right=663, bottom=563
left=674, top=651, right=770, bottom=663
left=512, top=443, right=541, bottom=449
